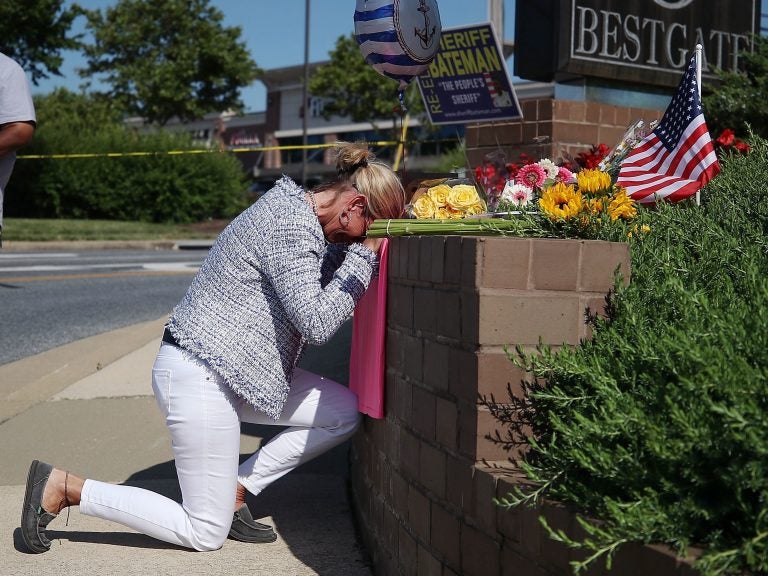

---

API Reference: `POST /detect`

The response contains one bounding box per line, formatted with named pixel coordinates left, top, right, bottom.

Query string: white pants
left=78, top=342, right=361, bottom=551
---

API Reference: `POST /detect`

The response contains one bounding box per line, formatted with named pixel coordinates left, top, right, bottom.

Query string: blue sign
left=416, top=23, right=522, bottom=125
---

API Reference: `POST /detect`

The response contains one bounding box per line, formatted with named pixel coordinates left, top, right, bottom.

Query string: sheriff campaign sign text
left=416, top=23, right=521, bottom=125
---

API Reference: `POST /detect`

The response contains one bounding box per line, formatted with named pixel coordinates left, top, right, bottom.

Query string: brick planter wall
left=350, top=236, right=697, bottom=576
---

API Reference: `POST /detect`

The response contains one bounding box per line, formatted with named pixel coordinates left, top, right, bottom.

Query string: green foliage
left=703, top=35, right=768, bottom=138
left=2, top=217, right=219, bottom=241
left=0, top=0, right=82, bottom=83
left=8, top=89, right=247, bottom=223
left=492, top=136, right=768, bottom=575
left=80, top=0, right=261, bottom=125
left=309, top=34, right=425, bottom=127
left=434, top=142, right=470, bottom=174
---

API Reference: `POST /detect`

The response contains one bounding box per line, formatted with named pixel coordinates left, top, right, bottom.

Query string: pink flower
left=516, top=163, right=547, bottom=189
left=556, top=166, right=575, bottom=184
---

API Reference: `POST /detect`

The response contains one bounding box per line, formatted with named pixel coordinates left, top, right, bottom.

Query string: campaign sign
left=416, top=23, right=522, bottom=125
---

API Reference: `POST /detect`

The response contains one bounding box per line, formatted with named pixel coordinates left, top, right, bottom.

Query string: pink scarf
left=349, top=239, right=389, bottom=418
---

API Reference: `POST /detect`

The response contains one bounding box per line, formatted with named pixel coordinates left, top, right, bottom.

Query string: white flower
left=501, top=181, right=533, bottom=206
left=537, top=158, right=559, bottom=181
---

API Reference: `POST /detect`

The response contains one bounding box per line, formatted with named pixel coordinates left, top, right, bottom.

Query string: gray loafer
left=229, top=504, right=277, bottom=543
left=20, top=460, right=57, bottom=553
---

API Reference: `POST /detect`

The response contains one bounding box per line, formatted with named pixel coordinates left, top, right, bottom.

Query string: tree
left=80, top=0, right=261, bottom=125
left=0, top=0, right=82, bottom=84
left=25, top=89, right=124, bottom=148
left=308, top=33, right=425, bottom=129
left=703, top=34, right=768, bottom=139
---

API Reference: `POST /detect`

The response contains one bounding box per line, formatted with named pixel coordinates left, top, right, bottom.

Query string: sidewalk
left=0, top=317, right=370, bottom=576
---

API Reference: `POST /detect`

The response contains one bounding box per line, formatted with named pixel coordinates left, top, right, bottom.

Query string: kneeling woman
left=21, top=141, right=405, bottom=552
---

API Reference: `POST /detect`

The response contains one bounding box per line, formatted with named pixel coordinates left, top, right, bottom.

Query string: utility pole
left=489, top=0, right=514, bottom=57
left=301, top=0, right=310, bottom=188
left=488, top=0, right=503, bottom=38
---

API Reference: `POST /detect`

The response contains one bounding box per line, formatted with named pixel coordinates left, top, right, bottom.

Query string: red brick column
left=464, top=98, right=663, bottom=166
left=350, top=235, right=698, bottom=575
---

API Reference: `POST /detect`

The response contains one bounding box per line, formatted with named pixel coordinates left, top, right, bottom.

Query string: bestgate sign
left=515, top=0, right=760, bottom=87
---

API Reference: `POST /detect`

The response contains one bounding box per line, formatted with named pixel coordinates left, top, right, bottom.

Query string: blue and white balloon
left=354, top=0, right=442, bottom=92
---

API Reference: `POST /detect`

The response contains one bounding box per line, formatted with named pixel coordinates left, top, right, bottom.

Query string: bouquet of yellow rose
left=408, top=180, right=486, bottom=219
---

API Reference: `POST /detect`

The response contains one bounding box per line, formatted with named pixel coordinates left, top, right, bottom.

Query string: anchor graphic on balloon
left=354, top=0, right=442, bottom=110
left=415, top=0, right=438, bottom=50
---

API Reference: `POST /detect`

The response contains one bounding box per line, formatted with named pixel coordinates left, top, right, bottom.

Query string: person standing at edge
left=0, top=52, right=36, bottom=247
left=21, top=141, right=406, bottom=553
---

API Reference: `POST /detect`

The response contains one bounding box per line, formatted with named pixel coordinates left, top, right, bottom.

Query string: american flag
left=616, top=55, right=720, bottom=203
left=483, top=72, right=499, bottom=98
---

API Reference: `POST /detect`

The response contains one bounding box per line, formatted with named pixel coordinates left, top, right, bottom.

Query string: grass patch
left=2, top=218, right=230, bottom=242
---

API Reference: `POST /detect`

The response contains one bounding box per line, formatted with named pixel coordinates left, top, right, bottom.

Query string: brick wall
left=350, top=235, right=698, bottom=575
left=464, top=98, right=663, bottom=167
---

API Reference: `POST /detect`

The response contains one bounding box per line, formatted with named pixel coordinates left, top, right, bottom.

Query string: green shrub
left=7, top=89, right=248, bottom=223
left=703, top=34, right=768, bottom=140
left=493, top=136, right=768, bottom=575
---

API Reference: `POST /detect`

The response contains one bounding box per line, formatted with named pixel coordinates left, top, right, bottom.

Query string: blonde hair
left=316, top=141, right=405, bottom=220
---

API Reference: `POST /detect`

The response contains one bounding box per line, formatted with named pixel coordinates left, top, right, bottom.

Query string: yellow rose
left=464, top=201, right=486, bottom=216
left=434, top=206, right=454, bottom=220
left=427, top=184, right=451, bottom=207
left=411, top=194, right=437, bottom=219
left=446, top=184, right=481, bottom=210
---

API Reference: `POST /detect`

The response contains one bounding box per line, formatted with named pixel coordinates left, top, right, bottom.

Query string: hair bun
left=338, top=159, right=368, bottom=176
left=335, top=141, right=374, bottom=175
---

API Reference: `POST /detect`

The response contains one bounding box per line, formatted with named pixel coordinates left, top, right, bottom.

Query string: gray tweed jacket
left=167, top=176, right=378, bottom=419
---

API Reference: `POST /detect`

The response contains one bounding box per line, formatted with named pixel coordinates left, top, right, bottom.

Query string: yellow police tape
left=17, top=141, right=402, bottom=160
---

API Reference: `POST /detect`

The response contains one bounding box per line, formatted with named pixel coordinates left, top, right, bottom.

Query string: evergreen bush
left=703, top=34, right=768, bottom=140
left=7, top=89, right=247, bottom=223
left=492, top=136, right=768, bottom=575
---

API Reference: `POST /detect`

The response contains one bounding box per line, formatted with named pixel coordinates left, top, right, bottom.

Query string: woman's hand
left=362, top=237, right=383, bottom=253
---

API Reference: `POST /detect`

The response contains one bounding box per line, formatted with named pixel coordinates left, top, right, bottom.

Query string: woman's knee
left=189, top=524, right=229, bottom=552
left=184, top=507, right=233, bottom=551
left=334, top=391, right=362, bottom=438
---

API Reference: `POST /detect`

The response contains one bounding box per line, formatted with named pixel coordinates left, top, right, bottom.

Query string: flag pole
left=695, top=43, right=703, bottom=206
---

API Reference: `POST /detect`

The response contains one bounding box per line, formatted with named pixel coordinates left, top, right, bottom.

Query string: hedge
left=6, top=90, right=248, bottom=223
left=493, top=136, right=768, bottom=576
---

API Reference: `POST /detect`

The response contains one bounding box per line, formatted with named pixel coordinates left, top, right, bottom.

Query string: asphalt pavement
left=0, top=257, right=371, bottom=575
